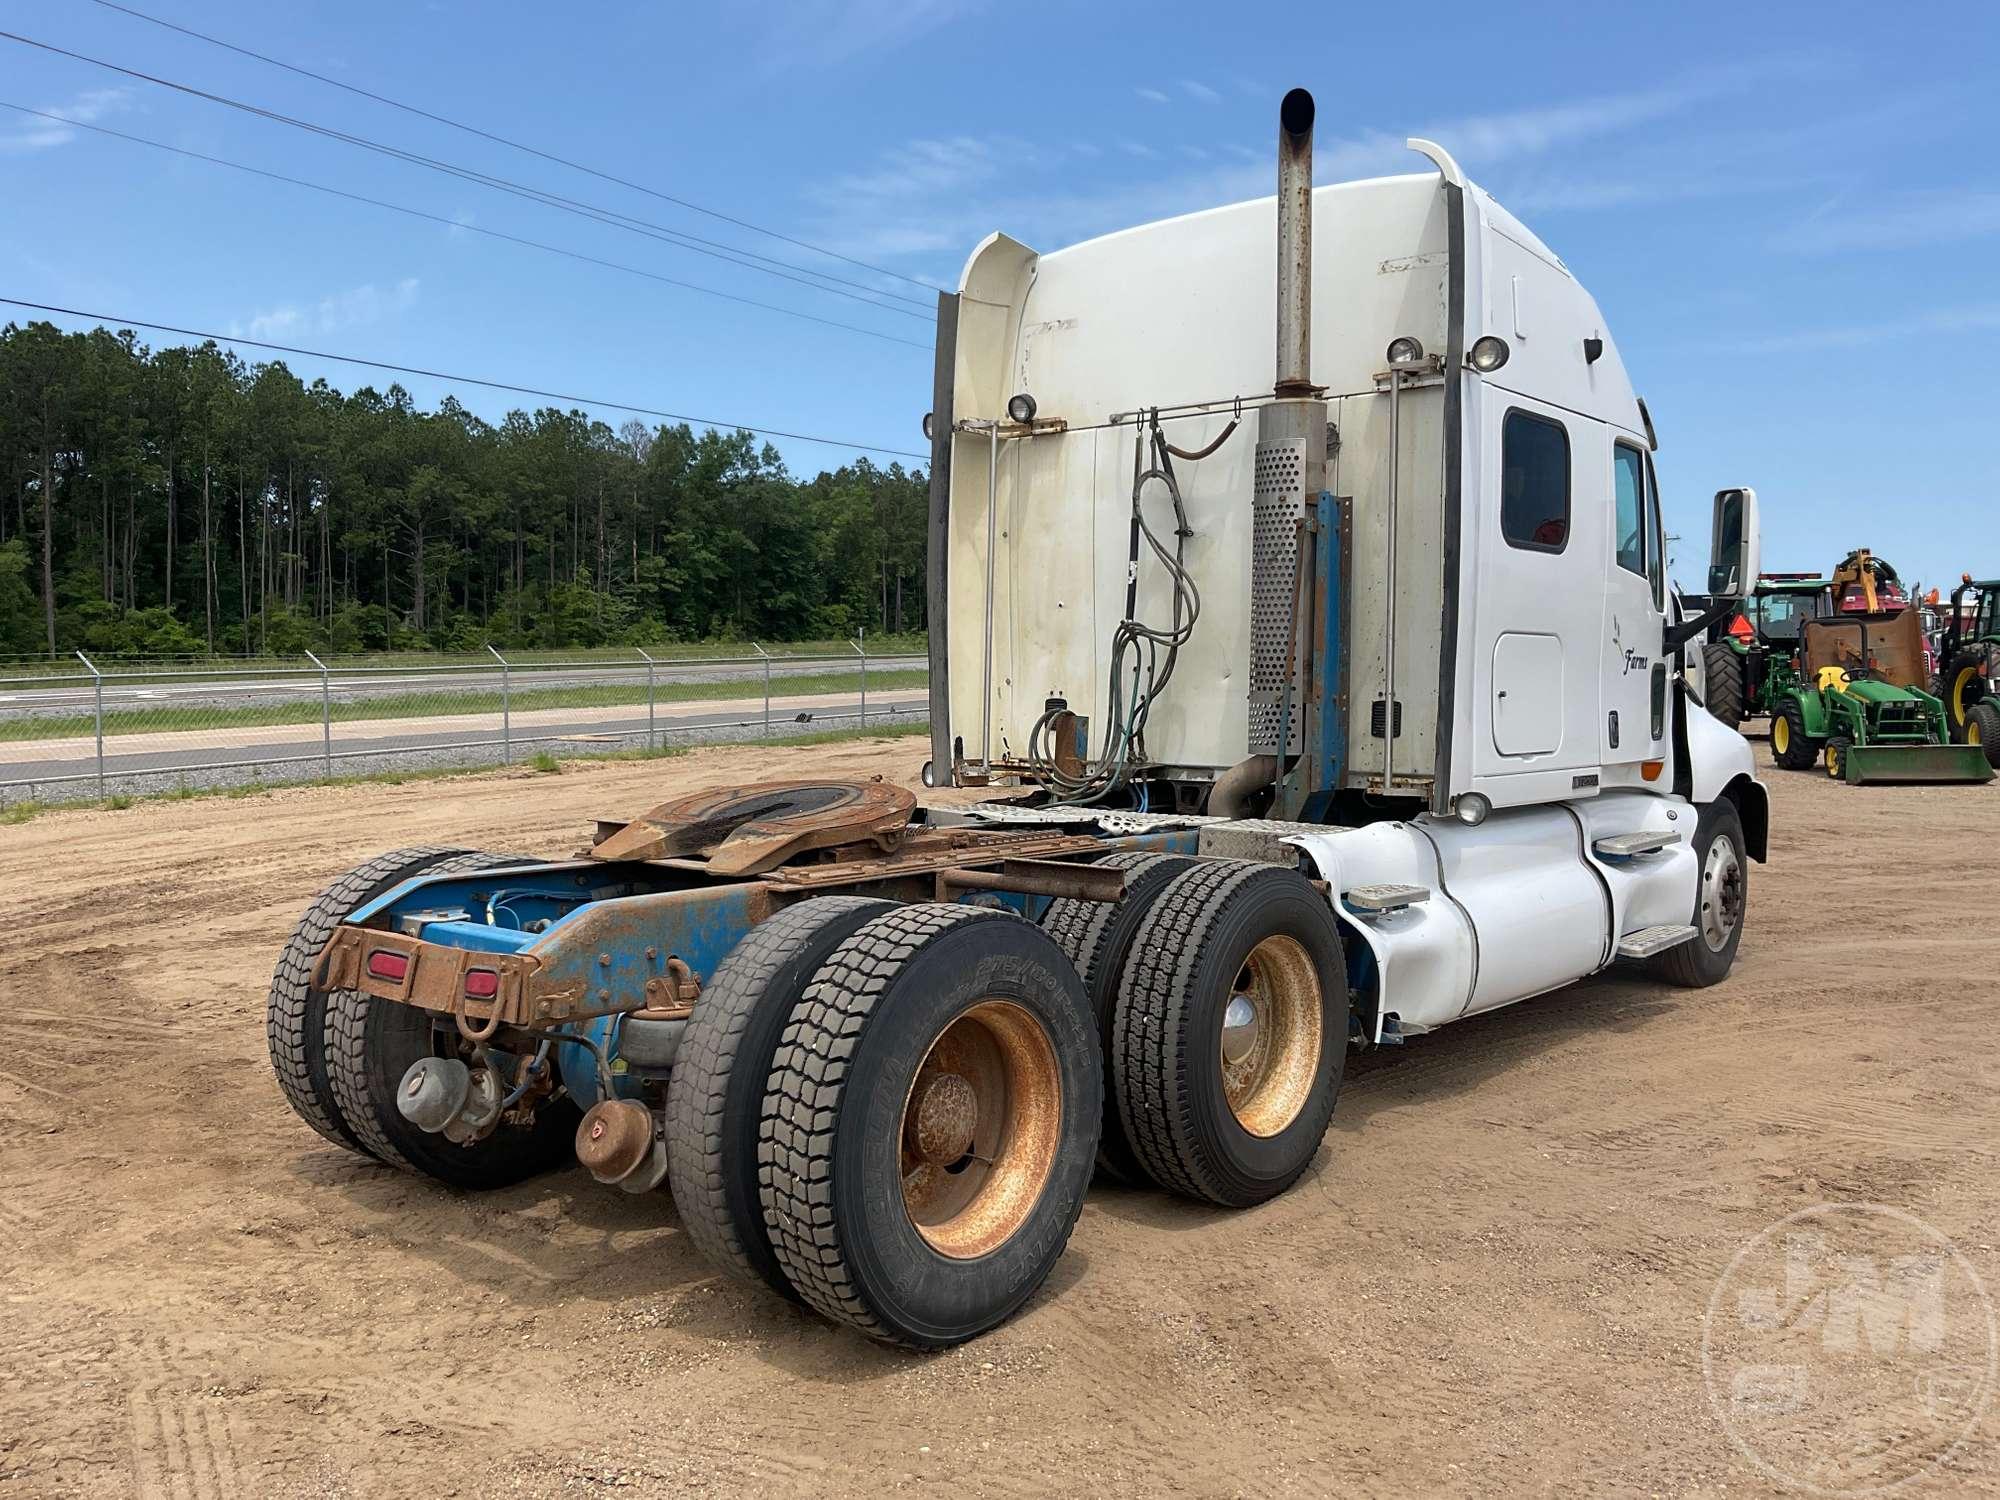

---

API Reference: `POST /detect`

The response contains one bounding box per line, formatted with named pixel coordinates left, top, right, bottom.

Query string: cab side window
left=1502, top=410, right=1570, bottom=553
left=1612, top=444, right=1645, bottom=579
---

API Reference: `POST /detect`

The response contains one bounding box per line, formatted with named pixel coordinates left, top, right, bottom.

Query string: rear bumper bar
left=313, top=926, right=691, bottom=1032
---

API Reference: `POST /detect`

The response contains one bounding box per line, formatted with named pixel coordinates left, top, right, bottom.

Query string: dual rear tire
left=266, top=846, right=577, bottom=1190
left=666, top=860, right=1347, bottom=1346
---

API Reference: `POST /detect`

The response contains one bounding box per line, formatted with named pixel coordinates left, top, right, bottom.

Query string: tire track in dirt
left=1, top=741, right=1997, bottom=1496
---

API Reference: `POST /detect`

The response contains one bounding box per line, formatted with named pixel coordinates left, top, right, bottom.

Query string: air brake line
left=1027, top=411, right=1213, bottom=803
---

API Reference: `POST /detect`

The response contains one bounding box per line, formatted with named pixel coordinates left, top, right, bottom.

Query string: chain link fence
left=0, top=640, right=929, bottom=808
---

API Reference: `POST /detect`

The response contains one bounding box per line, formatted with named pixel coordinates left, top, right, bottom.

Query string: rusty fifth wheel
left=757, top=904, right=1100, bottom=1348
left=1114, top=861, right=1346, bottom=1208
left=590, top=779, right=916, bottom=873
left=664, top=896, right=892, bottom=1300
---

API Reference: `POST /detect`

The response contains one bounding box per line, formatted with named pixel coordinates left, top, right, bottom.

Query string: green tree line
left=0, top=319, right=929, bottom=658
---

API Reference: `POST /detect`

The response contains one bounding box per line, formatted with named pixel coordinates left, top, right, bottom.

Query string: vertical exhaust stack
left=1275, top=87, right=1316, bottom=399
left=1237, top=88, right=1330, bottom=792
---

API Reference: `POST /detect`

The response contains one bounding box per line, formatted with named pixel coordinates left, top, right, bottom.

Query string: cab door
left=1600, top=440, right=1666, bottom=768
left=1468, top=396, right=1606, bottom=802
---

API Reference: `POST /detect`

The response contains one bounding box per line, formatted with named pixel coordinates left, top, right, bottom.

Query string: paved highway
left=0, top=656, right=925, bottom=718
left=0, top=690, right=930, bottom=795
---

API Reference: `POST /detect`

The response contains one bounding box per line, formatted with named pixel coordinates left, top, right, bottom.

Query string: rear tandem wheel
left=1113, top=860, right=1347, bottom=1209
left=267, top=846, right=517, bottom=1160
left=268, top=845, right=578, bottom=1188
left=757, top=904, right=1101, bottom=1348
left=1038, top=849, right=1196, bottom=1186
left=664, top=895, right=892, bottom=1300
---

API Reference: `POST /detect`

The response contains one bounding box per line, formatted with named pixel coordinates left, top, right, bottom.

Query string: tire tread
left=758, top=903, right=1016, bottom=1346
left=266, top=845, right=484, bottom=1156
left=664, top=895, right=889, bottom=1293
left=320, top=849, right=524, bottom=1171
left=1113, top=859, right=1275, bottom=1203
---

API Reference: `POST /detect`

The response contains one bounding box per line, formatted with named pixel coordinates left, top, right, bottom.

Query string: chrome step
left=1616, top=923, right=1699, bottom=959
left=1593, top=829, right=1681, bottom=858
left=1344, top=882, right=1431, bottom=914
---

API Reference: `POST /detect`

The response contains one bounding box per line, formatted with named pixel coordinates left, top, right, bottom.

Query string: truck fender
left=1718, top=773, right=1769, bottom=864
left=1283, top=824, right=1476, bottom=1042
left=1678, top=690, right=1769, bottom=860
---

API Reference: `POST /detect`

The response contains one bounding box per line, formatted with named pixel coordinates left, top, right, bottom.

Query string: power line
left=85, top=0, right=941, bottom=296
left=0, top=297, right=929, bottom=461
left=0, top=102, right=930, bottom=352
left=1, top=29, right=933, bottom=320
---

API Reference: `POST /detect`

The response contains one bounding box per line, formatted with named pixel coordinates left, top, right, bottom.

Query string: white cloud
left=1136, top=87, right=1171, bottom=104
left=806, top=56, right=1806, bottom=270
left=0, top=89, right=134, bottom=153
left=1182, top=80, right=1221, bottom=104
left=233, top=278, right=420, bottom=342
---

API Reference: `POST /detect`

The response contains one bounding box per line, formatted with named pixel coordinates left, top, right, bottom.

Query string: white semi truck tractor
left=269, top=88, right=1768, bottom=1350
left=923, top=85, right=1766, bottom=1039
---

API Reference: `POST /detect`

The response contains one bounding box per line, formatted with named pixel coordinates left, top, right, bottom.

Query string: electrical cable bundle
left=1027, top=412, right=1231, bottom=803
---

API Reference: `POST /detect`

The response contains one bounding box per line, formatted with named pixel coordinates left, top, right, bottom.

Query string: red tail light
left=464, top=968, right=500, bottom=1001
left=366, top=950, right=409, bottom=983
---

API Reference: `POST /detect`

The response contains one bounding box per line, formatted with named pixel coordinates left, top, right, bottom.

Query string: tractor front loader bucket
left=1838, top=742, right=1994, bottom=785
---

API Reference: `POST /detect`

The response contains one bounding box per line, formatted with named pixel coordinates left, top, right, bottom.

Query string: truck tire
left=1966, top=701, right=2000, bottom=768
left=758, top=904, right=1099, bottom=1349
left=665, top=895, right=891, bottom=1300
left=1648, top=799, right=1747, bottom=988
left=320, top=850, right=578, bottom=1190
left=1038, top=850, right=1195, bottom=1186
left=267, top=846, right=514, bottom=1159
left=1940, top=649, right=1988, bottom=738
left=1770, top=698, right=1822, bottom=770
left=1113, top=861, right=1346, bottom=1209
left=1702, top=641, right=1746, bottom=728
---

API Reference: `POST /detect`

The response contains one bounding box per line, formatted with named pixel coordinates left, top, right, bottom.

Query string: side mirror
left=1707, top=487, right=1760, bottom=598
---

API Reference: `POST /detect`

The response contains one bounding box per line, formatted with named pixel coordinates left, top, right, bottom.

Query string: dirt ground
left=3, top=737, right=1998, bottom=1498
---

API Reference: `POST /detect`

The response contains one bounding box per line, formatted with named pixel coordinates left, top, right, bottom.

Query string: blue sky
left=3, top=0, right=1995, bottom=589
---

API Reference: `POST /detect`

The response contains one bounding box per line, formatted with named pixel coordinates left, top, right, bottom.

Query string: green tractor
left=1933, top=577, right=2000, bottom=765
left=1767, top=608, right=1992, bottom=784
left=1699, top=573, right=1831, bottom=729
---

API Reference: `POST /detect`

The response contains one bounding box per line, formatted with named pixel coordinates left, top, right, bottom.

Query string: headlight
left=1469, top=336, right=1511, bottom=372
left=1454, top=792, right=1491, bottom=826
left=1006, top=393, right=1038, bottom=424
left=1386, top=336, right=1425, bottom=365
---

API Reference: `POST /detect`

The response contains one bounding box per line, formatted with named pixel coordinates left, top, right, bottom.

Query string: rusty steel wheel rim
left=900, top=1000, right=1062, bottom=1260
left=1219, top=935, right=1323, bottom=1138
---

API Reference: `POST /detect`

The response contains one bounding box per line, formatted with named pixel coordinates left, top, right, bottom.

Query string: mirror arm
left=1664, top=598, right=1741, bottom=653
